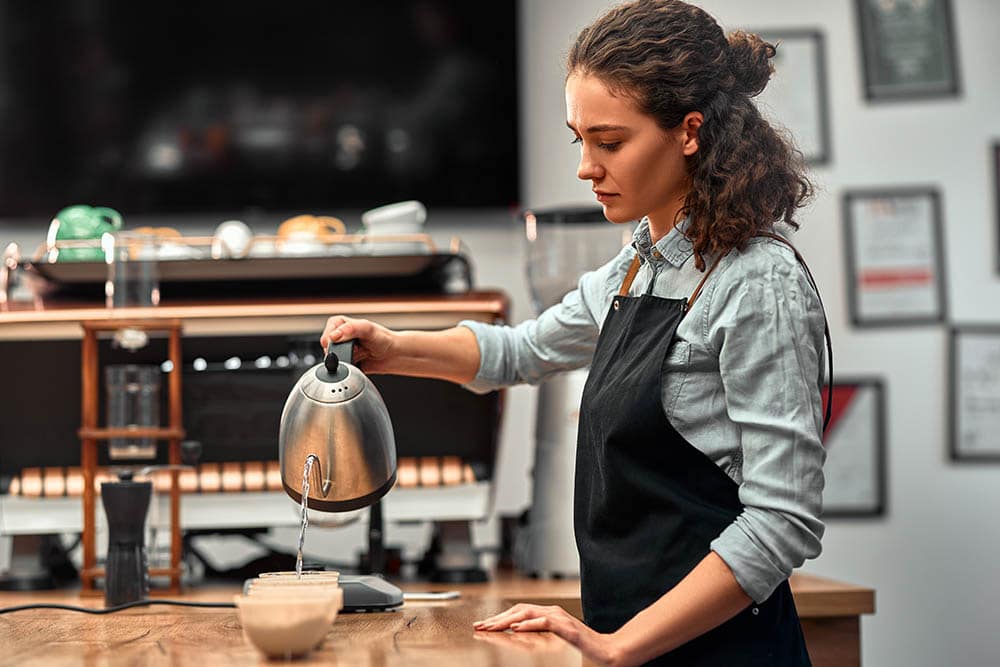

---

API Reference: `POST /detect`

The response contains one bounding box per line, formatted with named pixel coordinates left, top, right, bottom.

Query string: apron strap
left=685, top=253, right=724, bottom=312
left=758, top=232, right=835, bottom=433
left=618, top=250, right=724, bottom=306
left=617, top=251, right=725, bottom=307
left=618, top=255, right=642, bottom=296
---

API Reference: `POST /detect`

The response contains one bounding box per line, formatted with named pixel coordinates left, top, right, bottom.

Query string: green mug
left=48, top=205, right=123, bottom=262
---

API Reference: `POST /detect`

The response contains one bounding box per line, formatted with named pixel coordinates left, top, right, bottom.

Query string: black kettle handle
left=325, top=340, right=355, bottom=373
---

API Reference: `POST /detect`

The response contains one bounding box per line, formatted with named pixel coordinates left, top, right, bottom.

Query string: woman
left=321, top=1, right=830, bottom=664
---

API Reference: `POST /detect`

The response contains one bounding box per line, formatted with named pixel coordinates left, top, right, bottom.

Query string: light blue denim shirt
left=460, top=218, right=826, bottom=604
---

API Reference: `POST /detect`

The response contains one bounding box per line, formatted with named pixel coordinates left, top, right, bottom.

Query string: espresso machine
left=517, top=206, right=630, bottom=578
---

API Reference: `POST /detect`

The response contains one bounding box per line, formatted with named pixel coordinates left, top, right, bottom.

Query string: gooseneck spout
left=306, top=454, right=333, bottom=498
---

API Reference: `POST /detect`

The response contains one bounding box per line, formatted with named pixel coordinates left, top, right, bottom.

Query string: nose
left=577, top=144, right=605, bottom=182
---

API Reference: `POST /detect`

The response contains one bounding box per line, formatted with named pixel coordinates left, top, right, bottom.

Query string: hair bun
left=726, top=30, right=775, bottom=97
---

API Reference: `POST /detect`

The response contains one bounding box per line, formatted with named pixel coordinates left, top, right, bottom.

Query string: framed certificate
left=855, top=0, right=961, bottom=101
left=754, top=30, right=831, bottom=165
left=950, top=327, right=1000, bottom=461
left=994, top=144, right=1000, bottom=273
left=843, top=188, right=947, bottom=326
left=821, top=378, right=887, bottom=517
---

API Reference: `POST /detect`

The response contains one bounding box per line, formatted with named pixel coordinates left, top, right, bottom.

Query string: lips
left=593, top=191, right=618, bottom=203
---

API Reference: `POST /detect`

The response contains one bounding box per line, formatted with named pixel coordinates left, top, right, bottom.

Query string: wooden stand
left=78, top=319, right=185, bottom=595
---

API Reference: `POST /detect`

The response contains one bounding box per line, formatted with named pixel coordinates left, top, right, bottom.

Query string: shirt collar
left=630, top=216, right=694, bottom=268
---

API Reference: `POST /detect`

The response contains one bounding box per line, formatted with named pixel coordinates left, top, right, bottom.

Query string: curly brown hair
left=567, top=0, right=813, bottom=270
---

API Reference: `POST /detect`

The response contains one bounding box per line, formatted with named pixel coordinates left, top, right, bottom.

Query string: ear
left=680, top=111, right=703, bottom=156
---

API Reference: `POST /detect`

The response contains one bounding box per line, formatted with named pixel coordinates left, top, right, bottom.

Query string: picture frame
left=949, top=326, right=1000, bottom=462
left=754, top=29, right=831, bottom=165
left=842, top=187, right=947, bottom=327
left=821, top=378, right=887, bottom=517
left=994, top=144, right=1000, bottom=273
left=855, top=0, right=961, bottom=101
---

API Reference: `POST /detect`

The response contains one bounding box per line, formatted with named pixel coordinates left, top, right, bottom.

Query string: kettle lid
left=298, top=341, right=365, bottom=403
left=299, top=363, right=365, bottom=403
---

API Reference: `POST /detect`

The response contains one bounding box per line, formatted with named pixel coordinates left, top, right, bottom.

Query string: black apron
left=575, top=238, right=827, bottom=666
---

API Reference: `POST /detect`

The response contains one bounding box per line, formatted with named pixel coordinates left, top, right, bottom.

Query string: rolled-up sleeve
left=705, top=245, right=827, bottom=604
left=459, top=246, right=634, bottom=395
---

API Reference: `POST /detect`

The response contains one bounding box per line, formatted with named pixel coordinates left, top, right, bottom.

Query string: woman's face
left=565, top=72, right=696, bottom=229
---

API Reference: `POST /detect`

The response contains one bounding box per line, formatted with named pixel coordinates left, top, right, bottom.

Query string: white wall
left=517, top=1, right=1000, bottom=666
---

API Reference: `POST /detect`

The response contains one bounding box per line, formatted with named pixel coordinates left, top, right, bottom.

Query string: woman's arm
left=320, top=316, right=481, bottom=384
left=706, top=242, right=826, bottom=602
left=321, top=246, right=636, bottom=390
left=610, top=551, right=751, bottom=663
left=474, top=551, right=750, bottom=667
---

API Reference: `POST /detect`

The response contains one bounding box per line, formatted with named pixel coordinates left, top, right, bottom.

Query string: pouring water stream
left=296, top=454, right=320, bottom=578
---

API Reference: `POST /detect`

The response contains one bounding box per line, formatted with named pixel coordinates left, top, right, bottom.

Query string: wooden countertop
left=0, top=572, right=873, bottom=666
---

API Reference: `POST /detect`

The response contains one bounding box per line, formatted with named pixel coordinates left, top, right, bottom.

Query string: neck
left=647, top=200, right=686, bottom=245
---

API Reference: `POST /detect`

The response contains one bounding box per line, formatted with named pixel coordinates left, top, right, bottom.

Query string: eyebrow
left=566, top=122, right=628, bottom=134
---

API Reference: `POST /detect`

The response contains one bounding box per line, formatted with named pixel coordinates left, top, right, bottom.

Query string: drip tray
left=340, top=574, right=403, bottom=612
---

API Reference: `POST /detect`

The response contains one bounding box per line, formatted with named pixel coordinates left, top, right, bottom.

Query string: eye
left=570, top=136, right=582, bottom=145
left=598, top=142, right=621, bottom=152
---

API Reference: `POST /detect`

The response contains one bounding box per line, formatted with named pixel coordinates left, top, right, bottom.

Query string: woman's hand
left=473, top=604, right=627, bottom=667
left=320, top=316, right=396, bottom=374
left=320, top=317, right=480, bottom=383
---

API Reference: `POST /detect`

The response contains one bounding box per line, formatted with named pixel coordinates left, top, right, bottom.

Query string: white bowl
left=258, top=570, right=341, bottom=579
left=249, top=577, right=342, bottom=588
left=158, top=241, right=202, bottom=260
left=246, top=586, right=344, bottom=611
left=234, top=593, right=339, bottom=658
left=277, top=231, right=327, bottom=257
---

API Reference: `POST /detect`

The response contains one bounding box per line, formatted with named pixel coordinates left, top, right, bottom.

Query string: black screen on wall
left=0, top=0, right=519, bottom=216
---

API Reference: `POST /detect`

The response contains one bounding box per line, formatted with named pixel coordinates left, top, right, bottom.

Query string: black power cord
left=0, top=599, right=235, bottom=615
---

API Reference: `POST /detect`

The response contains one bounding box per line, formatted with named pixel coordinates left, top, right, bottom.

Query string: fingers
left=320, top=316, right=365, bottom=349
left=474, top=602, right=532, bottom=625
left=473, top=604, right=566, bottom=632
left=475, top=606, right=607, bottom=665
left=320, top=316, right=346, bottom=349
left=473, top=603, right=531, bottom=631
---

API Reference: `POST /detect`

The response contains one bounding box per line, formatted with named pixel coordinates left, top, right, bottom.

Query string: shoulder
left=713, top=235, right=810, bottom=291
left=703, top=234, right=821, bottom=320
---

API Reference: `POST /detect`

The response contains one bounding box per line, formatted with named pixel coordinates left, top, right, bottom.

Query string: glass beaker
left=105, top=364, right=161, bottom=460
left=523, top=206, right=631, bottom=314
left=105, top=232, right=160, bottom=309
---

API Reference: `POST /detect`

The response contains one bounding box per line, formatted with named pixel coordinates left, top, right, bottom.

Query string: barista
left=321, top=2, right=828, bottom=665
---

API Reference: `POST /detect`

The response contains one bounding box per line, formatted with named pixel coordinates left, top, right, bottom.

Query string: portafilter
left=278, top=340, right=397, bottom=511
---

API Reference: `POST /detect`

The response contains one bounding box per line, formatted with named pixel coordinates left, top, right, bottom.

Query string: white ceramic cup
left=212, top=220, right=253, bottom=258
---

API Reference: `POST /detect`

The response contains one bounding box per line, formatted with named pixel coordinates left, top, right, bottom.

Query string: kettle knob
left=323, top=340, right=355, bottom=374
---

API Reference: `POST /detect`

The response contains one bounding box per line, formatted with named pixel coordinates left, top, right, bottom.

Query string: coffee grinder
left=101, top=471, right=152, bottom=605
left=518, top=206, right=630, bottom=578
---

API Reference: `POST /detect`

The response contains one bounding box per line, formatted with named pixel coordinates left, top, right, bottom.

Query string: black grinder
left=101, top=471, right=151, bottom=606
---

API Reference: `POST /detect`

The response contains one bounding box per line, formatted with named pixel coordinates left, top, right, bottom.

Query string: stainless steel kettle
left=278, top=340, right=397, bottom=512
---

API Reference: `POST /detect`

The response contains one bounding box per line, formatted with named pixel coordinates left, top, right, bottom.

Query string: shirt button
left=652, top=250, right=663, bottom=259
